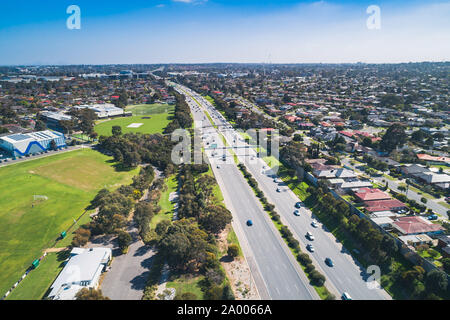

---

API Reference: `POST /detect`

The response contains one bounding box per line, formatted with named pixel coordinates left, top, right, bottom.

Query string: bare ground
left=217, top=225, right=260, bottom=300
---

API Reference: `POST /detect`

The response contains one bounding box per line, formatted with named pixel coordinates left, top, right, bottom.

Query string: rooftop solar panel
left=8, top=134, right=31, bottom=141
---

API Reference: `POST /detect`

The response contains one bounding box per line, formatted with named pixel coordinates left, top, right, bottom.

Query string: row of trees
left=237, top=163, right=333, bottom=298
left=164, top=89, right=193, bottom=134
left=98, top=132, right=176, bottom=171
left=152, top=164, right=234, bottom=300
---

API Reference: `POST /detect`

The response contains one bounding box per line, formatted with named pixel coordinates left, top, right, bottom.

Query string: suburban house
left=392, top=216, right=445, bottom=236
left=365, top=199, right=408, bottom=213
left=398, top=234, right=434, bottom=248
left=416, top=154, right=450, bottom=166
left=47, top=247, right=112, bottom=300
left=353, top=188, right=391, bottom=203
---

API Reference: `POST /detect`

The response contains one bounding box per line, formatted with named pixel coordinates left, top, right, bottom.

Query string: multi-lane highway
left=173, top=83, right=319, bottom=300
left=178, top=84, right=392, bottom=300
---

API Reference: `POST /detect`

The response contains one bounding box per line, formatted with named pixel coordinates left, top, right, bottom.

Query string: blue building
left=0, top=130, right=66, bottom=158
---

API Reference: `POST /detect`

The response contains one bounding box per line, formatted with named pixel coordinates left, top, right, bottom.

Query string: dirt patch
left=218, top=226, right=260, bottom=300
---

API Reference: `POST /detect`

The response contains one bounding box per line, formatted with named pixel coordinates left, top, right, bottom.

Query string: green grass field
left=6, top=251, right=69, bottom=300
left=166, top=274, right=205, bottom=300
left=151, top=175, right=178, bottom=229
left=126, top=103, right=174, bottom=116
left=95, top=113, right=174, bottom=137
left=0, top=149, right=138, bottom=298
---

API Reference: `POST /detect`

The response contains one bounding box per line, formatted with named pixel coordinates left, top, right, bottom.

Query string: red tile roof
left=355, top=188, right=391, bottom=202
left=393, top=216, right=444, bottom=235
left=417, top=154, right=450, bottom=163
left=365, top=199, right=407, bottom=212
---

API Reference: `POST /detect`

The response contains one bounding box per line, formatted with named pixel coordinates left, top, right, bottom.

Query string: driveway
left=91, top=227, right=156, bottom=300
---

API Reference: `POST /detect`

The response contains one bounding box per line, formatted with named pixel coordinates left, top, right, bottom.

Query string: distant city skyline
left=0, top=0, right=449, bottom=65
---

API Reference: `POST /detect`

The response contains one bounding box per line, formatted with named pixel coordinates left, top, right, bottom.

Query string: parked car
left=307, top=244, right=315, bottom=252
left=311, top=221, right=319, bottom=228
left=247, top=220, right=253, bottom=226
left=276, top=188, right=281, bottom=193
left=306, top=232, right=315, bottom=241
left=428, top=215, right=438, bottom=221
left=295, top=202, right=302, bottom=208
left=294, top=210, right=300, bottom=216
left=341, top=292, right=352, bottom=300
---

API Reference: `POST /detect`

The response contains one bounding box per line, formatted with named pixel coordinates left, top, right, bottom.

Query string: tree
left=71, top=228, right=91, bottom=247
left=227, top=244, right=240, bottom=259
left=123, top=151, right=141, bottom=168
left=49, top=140, right=58, bottom=151
left=117, top=231, right=132, bottom=253
left=199, top=205, right=232, bottom=234
left=380, top=124, right=407, bottom=153
left=76, top=288, right=110, bottom=300
left=35, top=120, right=47, bottom=131
left=112, top=125, right=122, bottom=137
left=293, top=134, right=303, bottom=142
left=222, top=284, right=235, bottom=300
left=425, top=269, right=448, bottom=294
left=425, top=137, right=434, bottom=147
left=411, top=130, right=427, bottom=142
left=442, top=258, right=450, bottom=274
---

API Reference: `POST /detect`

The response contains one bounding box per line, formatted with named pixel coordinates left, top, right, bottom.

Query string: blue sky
left=0, top=0, right=449, bottom=65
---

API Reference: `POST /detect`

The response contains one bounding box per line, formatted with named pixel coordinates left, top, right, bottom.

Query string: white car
left=306, top=232, right=315, bottom=241
left=311, top=221, right=319, bottom=228
left=307, top=244, right=315, bottom=252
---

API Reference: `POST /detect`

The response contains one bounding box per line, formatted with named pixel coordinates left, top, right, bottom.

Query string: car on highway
left=306, top=232, right=315, bottom=241
left=247, top=220, right=253, bottom=226
left=295, top=202, right=302, bottom=208
left=325, top=258, right=334, bottom=267
left=341, top=292, right=352, bottom=300
left=293, top=210, right=300, bottom=216
left=311, top=221, right=319, bottom=228
left=306, top=244, right=315, bottom=252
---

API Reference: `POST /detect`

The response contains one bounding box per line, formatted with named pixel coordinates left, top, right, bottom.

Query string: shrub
left=297, top=253, right=312, bottom=265
left=305, top=263, right=315, bottom=273
left=227, top=244, right=240, bottom=258
left=310, top=270, right=326, bottom=286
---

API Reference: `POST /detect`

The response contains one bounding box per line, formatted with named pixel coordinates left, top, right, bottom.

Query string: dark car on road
left=247, top=220, right=253, bottom=226
left=325, top=258, right=334, bottom=267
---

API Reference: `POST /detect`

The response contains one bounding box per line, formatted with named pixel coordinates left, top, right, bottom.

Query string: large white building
left=76, top=103, right=124, bottom=119
left=0, top=130, right=66, bottom=158
left=48, top=247, right=112, bottom=300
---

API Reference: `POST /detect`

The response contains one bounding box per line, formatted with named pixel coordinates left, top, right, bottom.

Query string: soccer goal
left=33, top=195, right=49, bottom=201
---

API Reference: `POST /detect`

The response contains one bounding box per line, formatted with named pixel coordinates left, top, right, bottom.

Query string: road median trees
left=237, top=161, right=334, bottom=299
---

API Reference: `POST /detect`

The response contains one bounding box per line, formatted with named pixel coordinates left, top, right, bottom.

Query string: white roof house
left=48, top=247, right=112, bottom=300
left=338, top=180, right=373, bottom=191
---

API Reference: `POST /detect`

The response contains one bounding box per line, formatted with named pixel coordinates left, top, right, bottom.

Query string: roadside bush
left=297, top=253, right=312, bottom=265
left=271, top=213, right=281, bottom=222
left=305, top=263, right=315, bottom=273
left=227, top=244, right=240, bottom=259
left=310, top=270, right=326, bottom=286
